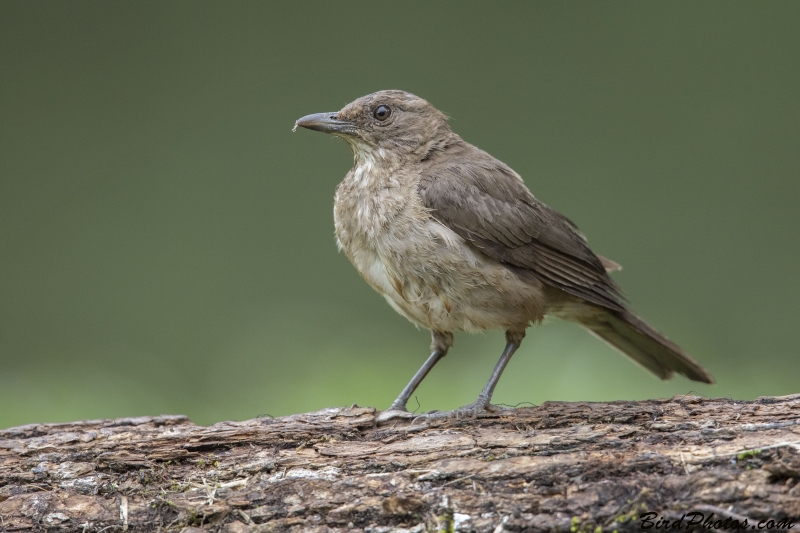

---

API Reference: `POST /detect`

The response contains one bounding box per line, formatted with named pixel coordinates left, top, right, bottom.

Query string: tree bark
left=1, top=395, right=799, bottom=532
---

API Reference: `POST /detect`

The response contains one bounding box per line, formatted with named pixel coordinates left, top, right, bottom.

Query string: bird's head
left=294, top=90, right=451, bottom=164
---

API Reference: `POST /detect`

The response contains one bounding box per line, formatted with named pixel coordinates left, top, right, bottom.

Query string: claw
left=411, top=400, right=506, bottom=424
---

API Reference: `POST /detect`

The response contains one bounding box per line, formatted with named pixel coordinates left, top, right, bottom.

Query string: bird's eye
left=373, top=105, right=391, bottom=121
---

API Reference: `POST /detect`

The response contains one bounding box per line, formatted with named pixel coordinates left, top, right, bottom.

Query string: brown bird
left=294, top=90, right=713, bottom=420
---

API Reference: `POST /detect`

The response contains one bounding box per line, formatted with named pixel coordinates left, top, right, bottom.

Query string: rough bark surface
left=1, top=395, right=799, bottom=533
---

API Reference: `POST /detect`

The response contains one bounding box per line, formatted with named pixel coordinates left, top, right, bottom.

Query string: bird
left=293, top=90, right=713, bottom=421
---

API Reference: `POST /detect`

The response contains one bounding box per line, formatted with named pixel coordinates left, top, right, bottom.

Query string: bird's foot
left=412, top=397, right=503, bottom=424
left=376, top=403, right=416, bottom=423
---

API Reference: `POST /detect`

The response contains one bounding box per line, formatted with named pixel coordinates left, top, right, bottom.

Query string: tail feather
left=581, top=310, right=714, bottom=384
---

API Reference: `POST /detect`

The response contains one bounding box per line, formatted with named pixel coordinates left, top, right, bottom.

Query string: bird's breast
left=332, top=166, right=546, bottom=332
left=333, top=164, right=412, bottom=243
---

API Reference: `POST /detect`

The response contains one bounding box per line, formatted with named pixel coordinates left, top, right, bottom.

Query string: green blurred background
left=1, top=2, right=798, bottom=429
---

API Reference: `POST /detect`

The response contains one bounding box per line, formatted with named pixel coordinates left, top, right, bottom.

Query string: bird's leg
left=417, top=330, right=525, bottom=421
left=377, top=331, right=452, bottom=421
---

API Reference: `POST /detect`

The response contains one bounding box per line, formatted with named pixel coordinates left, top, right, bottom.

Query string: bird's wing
left=417, top=151, right=626, bottom=311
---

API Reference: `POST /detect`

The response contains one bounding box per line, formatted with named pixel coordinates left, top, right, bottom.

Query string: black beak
left=293, top=112, right=356, bottom=134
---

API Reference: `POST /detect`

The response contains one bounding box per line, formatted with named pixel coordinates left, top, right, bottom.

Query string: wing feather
left=418, top=143, right=626, bottom=312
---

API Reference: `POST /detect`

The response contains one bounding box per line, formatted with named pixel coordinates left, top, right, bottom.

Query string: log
left=1, top=395, right=799, bottom=532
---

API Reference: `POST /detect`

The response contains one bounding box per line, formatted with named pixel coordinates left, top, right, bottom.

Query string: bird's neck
left=347, top=132, right=460, bottom=173
left=347, top=141, right=403, bottom=176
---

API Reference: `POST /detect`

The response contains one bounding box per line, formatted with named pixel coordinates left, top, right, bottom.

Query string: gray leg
left=472, top=330, right=525, bottom=408
left=419, top=330, right=525, bottom=421
left=377, top=331, right=452, bottom=421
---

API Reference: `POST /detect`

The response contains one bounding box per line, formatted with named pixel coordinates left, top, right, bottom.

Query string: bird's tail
left=578, top=309, right=714, bottom=384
